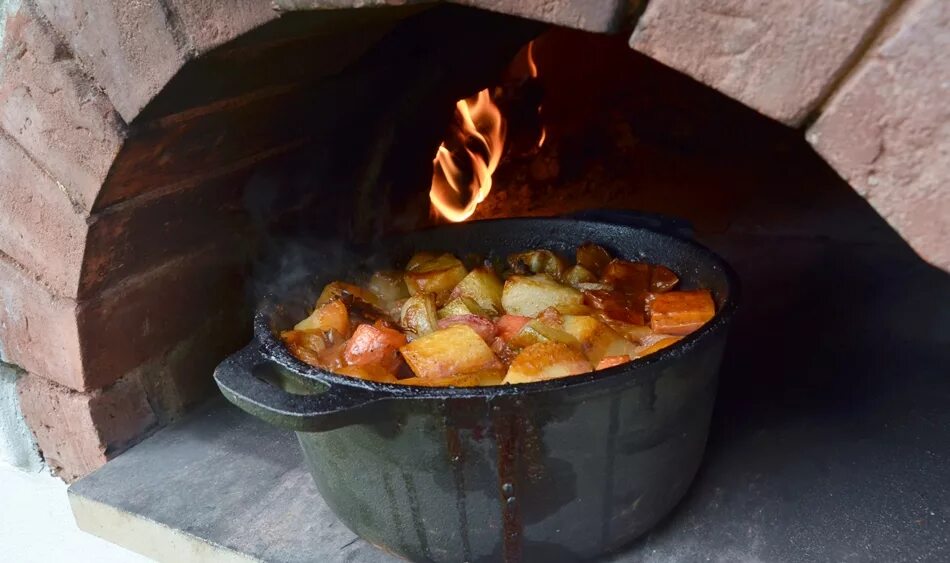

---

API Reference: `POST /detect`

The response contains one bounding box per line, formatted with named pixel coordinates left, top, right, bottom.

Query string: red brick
left=0, top=3, right=124, bottom=212
left=168, top=0, right=277, bottom=54
left=95, top=88, right=307, bottom=209
left=81, top=168, right=253, bottom=297
left=17, top=373, right=156, bottom=482
left=32, top=0, right=189, bottom=122
left=0, top=257, right=84, bottom=390
left=75, top=244, right=247, bottom=389
left=807, top=0, right=949, bottom=270
left=630, top=0, right=896, bottom=125
left=0, top=136, right=88, bottom=297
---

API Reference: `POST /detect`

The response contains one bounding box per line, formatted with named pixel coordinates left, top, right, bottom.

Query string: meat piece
left=582, top=289, right=649, bottom=325
left=649, top=290, right=715, bottom=335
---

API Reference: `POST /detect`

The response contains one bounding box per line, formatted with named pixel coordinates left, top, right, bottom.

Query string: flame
left=429, top=89, right=506, bottom=222
left=527, top=41, right=546, bottom=148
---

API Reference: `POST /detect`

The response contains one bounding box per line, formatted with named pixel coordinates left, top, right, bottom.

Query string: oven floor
left=69, top=229, right=950, bottom=562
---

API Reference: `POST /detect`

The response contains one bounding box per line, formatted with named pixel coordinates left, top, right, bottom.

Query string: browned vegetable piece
left=561, top=315, right=637, bottom=365
left=507, top=319, right=580, bottom=350
left=281, top=329, right=327, bottom=367
left=405, top=251, right=439, bottom=271
left=317, top=281, right=381, bottom=309
left=404, top=254, right=468, bottom=305
left=438, top=296, right=490, bottom=319
left=343, top=321, right=407, bottom=372
left=502, top=274, right=586, bottom=317
left=564, top=265, right=597, bottom=286
left=576, top=243, right=612, bottom=275
left=650, top=265, right=679, bottom=292
left=294, top=300, right=350, bottom=336
left=400, top=294, right=439, bottom=338
left=602, top=259, right=651, bottom=293
left=582, top=289, right=649, bottom=325
left=474, top=369, right=506, bottom=386
left=597, top=316, right=654, bottom=344
left=503, top=342, right=592, bottom=384
left=367, top=270, right=410, bottom=303
left=649, top=290, right=715, bottom=336
left=596, top=355, right=631, bottom=370
left=632, top=334, right=682, bottom=358
left=400, top=324, right=503, bottom=379
left=450, top=267, right=504, bottom=314
left=336, top=364, right=398, bottom=383
left=507, top=250, right=568, bottom=279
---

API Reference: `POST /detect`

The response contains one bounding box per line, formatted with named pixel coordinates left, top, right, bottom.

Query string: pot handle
left=568, top=209, right=694, bottom=239
left=214, top=343, right=386, bottom=432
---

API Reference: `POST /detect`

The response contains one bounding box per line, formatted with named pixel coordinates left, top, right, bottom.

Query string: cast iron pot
left=214, top=216, right=739, bottom=563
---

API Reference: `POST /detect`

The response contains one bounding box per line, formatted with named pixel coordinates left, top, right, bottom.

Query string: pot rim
left=255, top=216, right=740, bottom=399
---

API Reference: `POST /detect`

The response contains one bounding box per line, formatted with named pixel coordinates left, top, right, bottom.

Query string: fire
left=429, top=89, right=506, bottom=223
left=428, top=40, right=544, bottom=222
left=527, top=41, right=546, bottom=148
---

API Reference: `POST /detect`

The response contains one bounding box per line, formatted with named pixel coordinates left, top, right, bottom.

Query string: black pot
left=215, top=217, right=739, bottom=562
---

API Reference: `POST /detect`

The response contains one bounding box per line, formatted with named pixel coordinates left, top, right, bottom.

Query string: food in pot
left=280, top=244, right=716, bottom=386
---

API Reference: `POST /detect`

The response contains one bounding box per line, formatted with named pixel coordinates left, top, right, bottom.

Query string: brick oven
left=0, top=0, right=947, bottom=558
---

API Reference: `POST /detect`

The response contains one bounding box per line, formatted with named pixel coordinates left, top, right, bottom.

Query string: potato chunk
left=502, top=275, right=585, bottom=317
left=400, top=294, right=439, bottom=338
left=343, top=322, right=406, bottom=371
left=561, top=315, right=637, bottom=365
left=400, top=325, right=503, bottom=379
left=503, top=342, right=592, bottom=384
left=293, top=300, right=350, bottom=336
left=404, top=254, right=468, bottom=305
left=450, top=267, right=504, bottom=314
left=649, top=290, right=715, bottom=335
left=437, top=314, right=496, bottom=343
left=367, top=270, right=409, bottom=303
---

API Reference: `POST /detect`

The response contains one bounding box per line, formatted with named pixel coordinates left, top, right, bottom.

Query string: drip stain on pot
left=401, top=470, right=432, bottom=561
left=444, top=408, right=474, bottom=562
left=492, top=406, right=524, bottom=563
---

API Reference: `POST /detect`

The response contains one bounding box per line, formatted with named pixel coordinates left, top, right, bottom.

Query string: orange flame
left=527, top=41, right=546, bottom=148
left=429, top=89, right=506, bottom=222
